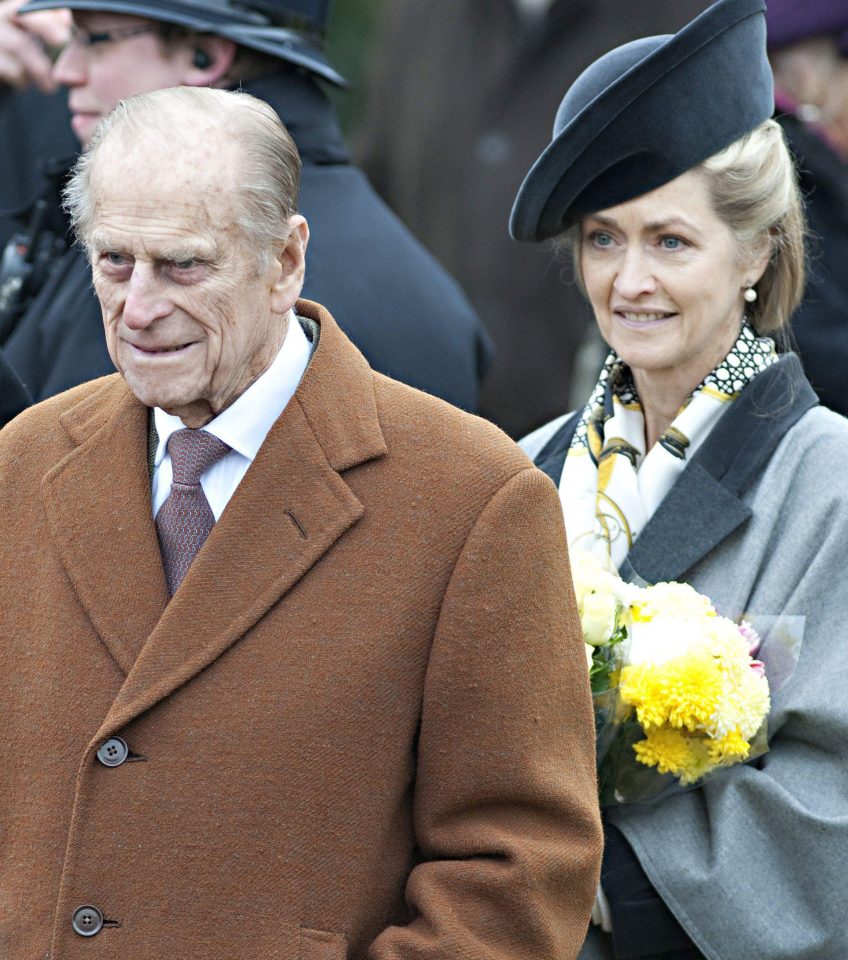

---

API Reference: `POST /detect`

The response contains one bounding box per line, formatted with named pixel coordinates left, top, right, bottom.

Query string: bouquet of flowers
left=570, top=552, right=797, bottom=805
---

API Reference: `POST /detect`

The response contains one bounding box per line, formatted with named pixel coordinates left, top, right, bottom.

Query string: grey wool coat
left=522, top=356, right=848, bottom=960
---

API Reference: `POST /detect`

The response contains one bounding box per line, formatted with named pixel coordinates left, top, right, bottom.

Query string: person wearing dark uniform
left=0, top=0, right=76, bottom=250
left=0, top=0, right=491, bottom=427
left=0, top=86, right=75, bottom=250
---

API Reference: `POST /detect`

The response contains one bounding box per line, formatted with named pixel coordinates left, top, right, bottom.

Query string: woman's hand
left=0, top=0, right=69, bottom=93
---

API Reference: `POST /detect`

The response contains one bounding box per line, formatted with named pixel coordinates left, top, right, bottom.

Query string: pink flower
left=749, top=659, right=766, bottom=679
left=738, top=620, right=761, bottom=657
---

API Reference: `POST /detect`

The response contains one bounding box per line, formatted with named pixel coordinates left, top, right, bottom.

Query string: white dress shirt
left=152, top=314, right=312, bottom=521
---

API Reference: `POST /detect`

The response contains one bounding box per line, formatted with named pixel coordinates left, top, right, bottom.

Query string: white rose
left=581, top=591, right=619, bottom=647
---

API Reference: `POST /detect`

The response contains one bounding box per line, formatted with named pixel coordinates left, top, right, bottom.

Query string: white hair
left=64, top=86, right=301, bottom=261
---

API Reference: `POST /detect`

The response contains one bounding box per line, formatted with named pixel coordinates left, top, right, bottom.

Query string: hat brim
left=509, top=0, right=771, bottom=242
left=19, top=0, right=347, bottom=86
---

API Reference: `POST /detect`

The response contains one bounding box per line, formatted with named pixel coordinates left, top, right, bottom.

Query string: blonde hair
left=699, top=119, right=805, bottom=333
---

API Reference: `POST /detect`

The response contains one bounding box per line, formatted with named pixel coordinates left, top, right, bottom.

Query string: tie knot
left=167, top=429, right=231, bottom=486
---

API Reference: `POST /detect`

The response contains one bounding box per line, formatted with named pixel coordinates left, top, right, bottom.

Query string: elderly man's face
left=87, top=131, right=307, bottom=427
left=53, top=11, right=193, bottom=146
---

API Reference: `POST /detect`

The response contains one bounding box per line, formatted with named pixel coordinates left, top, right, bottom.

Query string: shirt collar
left=153, top=312, right=311, bottom=467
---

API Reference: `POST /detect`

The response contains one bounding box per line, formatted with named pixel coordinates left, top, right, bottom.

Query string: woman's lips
left=614, top=310, right=677, bottom=330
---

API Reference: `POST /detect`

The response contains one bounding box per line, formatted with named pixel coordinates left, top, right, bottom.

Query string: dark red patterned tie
left=155, top=428, right=231, bottom=596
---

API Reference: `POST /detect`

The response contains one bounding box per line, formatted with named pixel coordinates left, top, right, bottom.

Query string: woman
left=510, top=0, right=848, bottom=958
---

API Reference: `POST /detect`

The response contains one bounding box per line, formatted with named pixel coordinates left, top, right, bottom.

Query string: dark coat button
left=72, top=905, right=103, bottom=937
left=96, top=737, right=129, bottom=767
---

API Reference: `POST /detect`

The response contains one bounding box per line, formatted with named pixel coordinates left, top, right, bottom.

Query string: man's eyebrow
left=88, top=232, right=127, bottom=252
left=87, top=235, right=218, bottom=261
left=155, top=247, right=217, bottom=263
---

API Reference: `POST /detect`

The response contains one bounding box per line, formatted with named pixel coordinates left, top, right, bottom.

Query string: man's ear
left=270, top=216, right=310, bottom=314
left=182, top=36, right=237, bottom=87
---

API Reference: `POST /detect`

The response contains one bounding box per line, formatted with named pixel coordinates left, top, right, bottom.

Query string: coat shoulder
left=0, top=373, right=124, bottom=472
left=771, top=405, right=848, bottom=475
left=372, top=372, right=539, bottom=490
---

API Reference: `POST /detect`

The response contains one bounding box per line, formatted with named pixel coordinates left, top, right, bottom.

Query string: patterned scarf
left=559, top=322, right=777, bottom=567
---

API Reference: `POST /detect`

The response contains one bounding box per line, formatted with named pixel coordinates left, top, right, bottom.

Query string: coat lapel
left=532, top=355, right=818, bottom=585
left=620, top=463, right=751, bottom=584
left=624, top=355, right=817, bottom=584
left=41, top=379, right=169, bottom=675
left=98, top=301, right=388, bottom=735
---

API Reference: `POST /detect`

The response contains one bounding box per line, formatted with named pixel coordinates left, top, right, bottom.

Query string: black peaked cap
left=18, top=0, right=345, bottom=86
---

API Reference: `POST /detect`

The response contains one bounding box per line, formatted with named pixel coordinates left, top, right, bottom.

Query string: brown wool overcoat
left=0, top=301, right=601, bottom=960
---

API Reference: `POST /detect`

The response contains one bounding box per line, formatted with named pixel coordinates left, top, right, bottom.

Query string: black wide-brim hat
left=19, top=0, right=346, bottom=87
left=510, top=0, right=772, bottom=242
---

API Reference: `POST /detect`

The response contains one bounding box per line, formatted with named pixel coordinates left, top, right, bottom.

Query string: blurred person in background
left=0, top=0, right=490, bottom=428
left=0, top=0, right=73, bottom=421
left=0, top=0, right=75, bottom=249
left=357, top=0, right=709, bottom=438
left=767, top=0, right=848, bottom=416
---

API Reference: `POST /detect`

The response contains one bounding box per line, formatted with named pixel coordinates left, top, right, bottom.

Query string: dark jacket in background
left=357, top=0, right=711, bottom=438
left=0, top=348, right=30, bottom=425
left=1, top=71, right=490, bottom=424
left=0, top=85, right=75, bottom=249
left=778, top=112, right=848, bottom=416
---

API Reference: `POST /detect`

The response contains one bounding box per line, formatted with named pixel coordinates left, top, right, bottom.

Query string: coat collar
left=42, top=300, right=387, bottom=736
left=534, top=354, right=817, bottom=583
left=243, top=72, right=349, bottom=167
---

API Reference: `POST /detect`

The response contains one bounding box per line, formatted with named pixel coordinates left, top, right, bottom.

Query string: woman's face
left=580, top=169, right=766, bottom=392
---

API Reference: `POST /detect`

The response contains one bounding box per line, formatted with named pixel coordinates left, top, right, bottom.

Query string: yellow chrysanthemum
left=620, top=653, right=724, bottom=732
left=633, top=729, right=719, bottom=785
left=633, top=726, right=692, bottom=776
left=631, top=727, right=695, bottom=776
left=708, top=728, right=751, bottom=764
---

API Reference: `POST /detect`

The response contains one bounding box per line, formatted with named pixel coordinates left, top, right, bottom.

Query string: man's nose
left=612, top=247, right=657, bottom=299
left=122, top=268, right=172, bottom=330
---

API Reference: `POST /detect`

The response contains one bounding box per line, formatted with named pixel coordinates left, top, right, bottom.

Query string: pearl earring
left=744, top=286, right=758, bottom=303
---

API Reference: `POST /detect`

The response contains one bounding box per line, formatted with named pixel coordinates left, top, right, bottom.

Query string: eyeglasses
left=66, top=23, right=160, bottom=49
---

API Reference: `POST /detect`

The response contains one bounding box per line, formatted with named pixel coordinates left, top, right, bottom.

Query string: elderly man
left=0, top=0, right=488, bottom=423
left=0, top=87, right=601, bottom=958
